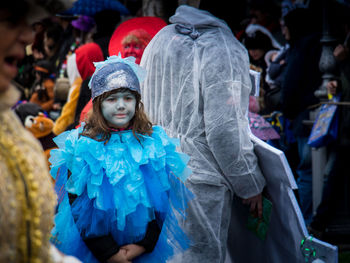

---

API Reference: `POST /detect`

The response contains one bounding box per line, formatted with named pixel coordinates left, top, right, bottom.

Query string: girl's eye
left=107, top=97, right=116, bottom=102
left=125, top=97, right=133, bottom=101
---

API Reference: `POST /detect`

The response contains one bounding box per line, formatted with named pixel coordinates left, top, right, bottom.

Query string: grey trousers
left=170, top=177, right=233, bottom=263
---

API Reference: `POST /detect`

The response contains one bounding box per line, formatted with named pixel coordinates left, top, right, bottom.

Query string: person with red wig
left=108, top=16, right=167, bottom=62
left=121, top=29, right=152, bottom=64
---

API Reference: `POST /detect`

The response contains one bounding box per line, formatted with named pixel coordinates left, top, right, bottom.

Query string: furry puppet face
left=25, top=112, right=54, bottom=138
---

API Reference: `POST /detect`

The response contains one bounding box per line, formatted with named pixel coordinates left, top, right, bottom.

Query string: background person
left=279, top=6, right=322, bottom=225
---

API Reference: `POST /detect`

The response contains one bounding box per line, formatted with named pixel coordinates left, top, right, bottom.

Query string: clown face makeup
left=122, top=42, right=145, bottom=64
left=101, top=90, right=136, bottom=129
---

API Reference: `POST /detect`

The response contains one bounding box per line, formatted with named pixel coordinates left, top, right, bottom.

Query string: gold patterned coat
left=0, top=86, right=56, bottom=263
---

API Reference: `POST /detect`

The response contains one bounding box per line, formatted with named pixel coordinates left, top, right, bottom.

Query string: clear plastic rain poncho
left=141, top=5, right=266, bottom=262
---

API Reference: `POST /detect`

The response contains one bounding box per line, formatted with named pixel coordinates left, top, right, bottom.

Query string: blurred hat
left=27, top=0, right=75, bottom=25
left=281, top=0, right=307, bottom=18
left=108, top=16, right=167, bottom=56
left=62, top=0, right=129, bottom=16
left=75, top=42, right=104, bottom=79
left=121, top=29, right=152, bottom=47
left=71, top=15, right=95, bottom=32
left=245, top=24, right=282, bottom=50
left=14, top=102, right=44, bottom=124
left=244, top=30, right=275, bottom=51
left=283, top=7, right=315, bottom=41
left=55, top=13, right=77, bottom=20
left=34, top=60, right=54, bottom=74
left=54, top=77, right=70, bottom=101
left=3, top=0, right=75, bottom=26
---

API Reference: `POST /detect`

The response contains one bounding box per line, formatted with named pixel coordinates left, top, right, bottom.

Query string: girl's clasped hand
left=107, top=245, right=146, bottom=263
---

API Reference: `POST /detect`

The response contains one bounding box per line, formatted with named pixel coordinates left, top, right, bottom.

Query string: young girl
left=50, top=55, right=192, bottom=263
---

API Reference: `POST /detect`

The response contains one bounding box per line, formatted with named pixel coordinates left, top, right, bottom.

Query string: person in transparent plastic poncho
left=140, top=3, right=266, bottom=263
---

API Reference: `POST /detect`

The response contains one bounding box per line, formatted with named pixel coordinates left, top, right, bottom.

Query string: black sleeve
left=136, top=220, right=161, bottom=253
left=281, top=36, right=321, bottom=119
left=83, top=235, right=120, bottom=263
left=81, top=220, right=161, bottom=262
left=68, top=190, right=120, bottom=262
left=267, top=62, right=284, bottom=80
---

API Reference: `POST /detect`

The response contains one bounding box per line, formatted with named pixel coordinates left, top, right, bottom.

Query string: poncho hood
left=169, top=5, right=229, bottom=30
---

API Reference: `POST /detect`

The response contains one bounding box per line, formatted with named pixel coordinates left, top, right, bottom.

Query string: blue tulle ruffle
left=50, top=125, right=192, bottom=263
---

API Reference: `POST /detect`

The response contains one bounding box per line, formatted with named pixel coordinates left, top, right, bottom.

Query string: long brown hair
left=81, top=88, right=153, bottom=142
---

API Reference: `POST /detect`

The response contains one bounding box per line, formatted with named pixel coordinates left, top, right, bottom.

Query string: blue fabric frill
left=49, top=126, right=193, bottom=263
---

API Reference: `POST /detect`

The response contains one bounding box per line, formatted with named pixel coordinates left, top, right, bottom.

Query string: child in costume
left=49, top=55, right=192, bottom=263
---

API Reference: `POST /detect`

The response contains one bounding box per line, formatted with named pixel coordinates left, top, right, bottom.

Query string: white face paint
left=101, top=90, right=136, bottom=129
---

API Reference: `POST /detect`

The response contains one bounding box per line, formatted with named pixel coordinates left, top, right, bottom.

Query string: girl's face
left=101, top=90, right=136, bottom=129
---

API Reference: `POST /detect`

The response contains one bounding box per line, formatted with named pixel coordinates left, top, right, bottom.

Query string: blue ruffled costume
left=49, top=125, right=193, bottom=263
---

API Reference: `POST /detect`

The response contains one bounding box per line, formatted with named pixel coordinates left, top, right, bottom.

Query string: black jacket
left=281, top=33, right=322, bottom=137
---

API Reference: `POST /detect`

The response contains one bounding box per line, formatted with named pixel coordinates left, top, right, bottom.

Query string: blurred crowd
left=9, top=0, right=350, bottom=243
left=234, top=0, right=350, bottom=241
